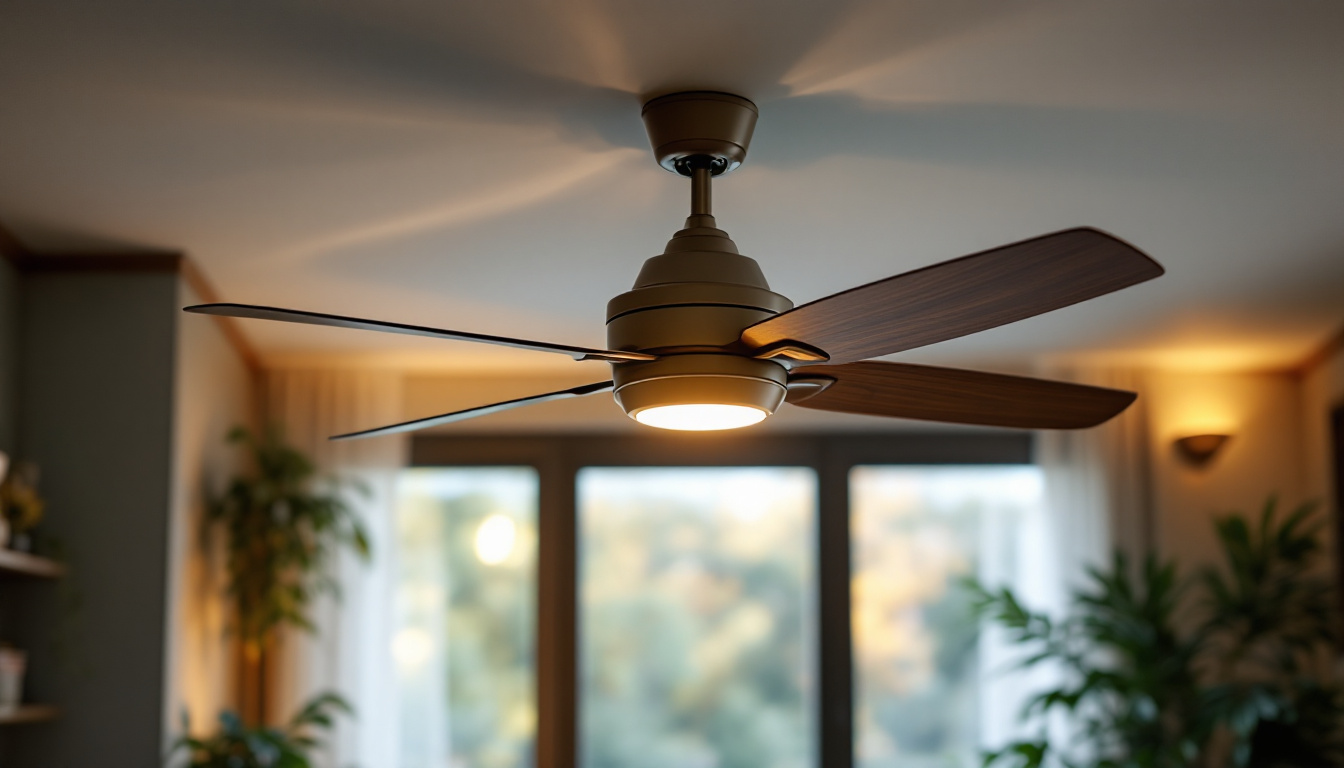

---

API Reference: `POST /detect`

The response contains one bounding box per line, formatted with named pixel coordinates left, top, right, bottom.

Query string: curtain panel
left=264, top=369, right=405, bottom=768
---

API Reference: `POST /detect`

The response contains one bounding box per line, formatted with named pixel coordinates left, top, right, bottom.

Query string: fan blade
left=184, top=303, right=655, bottom=363
left=787, top=362, right=1135, bottom=429
left=331, top=381, right=615, bottom=441
left=741, top=228, right=1162, bottom=364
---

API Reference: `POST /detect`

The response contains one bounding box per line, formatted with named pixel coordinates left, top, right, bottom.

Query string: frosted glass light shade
left=634, top=403, right=767, bottom=431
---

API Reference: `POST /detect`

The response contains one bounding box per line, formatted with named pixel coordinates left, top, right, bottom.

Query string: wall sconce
left=1174, top=434, right=1232, bottom=466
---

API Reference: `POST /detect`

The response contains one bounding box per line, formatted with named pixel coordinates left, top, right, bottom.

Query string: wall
left=1302, top=344, right=1344, bottom=516
left=10, top=268, right=180, bottom=767
left=1301, top=341, right=1344, bottom=575
left=162, top=279, right=257, bottom=745
left=1145, top=369, right=1308, bottom=571
left=0, top=255, right=17, bottom=453
left=0, top=259, right=257, bottom=766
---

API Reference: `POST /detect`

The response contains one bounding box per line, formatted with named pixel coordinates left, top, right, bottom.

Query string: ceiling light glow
left=634, top=403, right=768, bottom=431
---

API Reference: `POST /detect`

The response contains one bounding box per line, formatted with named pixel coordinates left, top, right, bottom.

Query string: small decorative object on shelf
left=0, top=460, right=45, bottom=552
left=0, top=646, right=26, bottom=715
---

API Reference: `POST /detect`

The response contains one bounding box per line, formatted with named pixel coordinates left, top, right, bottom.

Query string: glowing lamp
left=634, top=403, right=768, bottom=431
left=1174, top=434, right=1232, bottom=466
left=612, top=354, right=788, bottom=432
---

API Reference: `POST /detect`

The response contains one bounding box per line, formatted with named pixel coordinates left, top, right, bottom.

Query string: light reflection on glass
left=475, top=513, right=517, bottom=565
left=578, top=467, right=817, bottom=768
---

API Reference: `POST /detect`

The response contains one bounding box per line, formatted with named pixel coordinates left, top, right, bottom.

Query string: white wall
left=162, top=279, right=258, bottom=741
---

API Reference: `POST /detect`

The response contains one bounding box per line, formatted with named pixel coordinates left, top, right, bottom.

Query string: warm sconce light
left=1174, top=434, right=1232, bottom=466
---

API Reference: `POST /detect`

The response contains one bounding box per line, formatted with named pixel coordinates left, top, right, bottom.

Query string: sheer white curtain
left=1036, top=366, right=1153, bottom=597
left=980, top=365, right=1153, bottom=750
left=265, top=369, right=405, bottom=768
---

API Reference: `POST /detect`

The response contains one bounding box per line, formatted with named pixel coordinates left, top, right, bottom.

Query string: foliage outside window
left=578, top=467, right=816, bottom=768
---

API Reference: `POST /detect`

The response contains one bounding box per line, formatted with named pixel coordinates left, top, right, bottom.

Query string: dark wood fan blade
left=741, top=228, right=1162, bottom=364
left=331, top=381, right=614, bottom=441
left=184, top=303, right=655, bottom=363
left=788, top=362, right=1135, bottom=429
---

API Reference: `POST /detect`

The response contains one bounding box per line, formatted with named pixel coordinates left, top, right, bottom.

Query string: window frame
left=410, top=430, right=1033, bottom=768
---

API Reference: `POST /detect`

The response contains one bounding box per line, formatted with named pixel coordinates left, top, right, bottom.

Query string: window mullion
left=817, top=449, right=854, bottom=768
left=536, top=450, right=578, bottom=768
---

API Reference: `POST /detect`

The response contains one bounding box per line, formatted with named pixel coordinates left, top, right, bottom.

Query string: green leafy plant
left=972, top=553, right=1203, bottom=768
left=1199, top=499, right=1344, bottom=767
left=972, top=498, right=1344, bottom=768
left=169, top=692, right=351, bottom=768
left=209, top=425, right=371, bottom=725
left=210, top=426, right=371, bottom=647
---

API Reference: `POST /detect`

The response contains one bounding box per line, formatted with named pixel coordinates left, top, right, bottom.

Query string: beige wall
left=1144, top=368, right=1312, bottom=572
left=163, top=279, right=258, bottom=740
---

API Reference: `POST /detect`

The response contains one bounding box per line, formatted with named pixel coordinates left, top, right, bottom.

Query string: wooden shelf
left=0, top=549, right=66, bottom=579
left=0, top=705, right=59, bottom=725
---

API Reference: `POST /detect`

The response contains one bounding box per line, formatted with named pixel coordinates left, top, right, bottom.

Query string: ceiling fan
left=186, top=91, right=1163, bottom=440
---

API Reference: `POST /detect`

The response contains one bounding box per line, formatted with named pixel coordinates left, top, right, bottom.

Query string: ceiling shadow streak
left=752, top=93, right=1316, bottom=184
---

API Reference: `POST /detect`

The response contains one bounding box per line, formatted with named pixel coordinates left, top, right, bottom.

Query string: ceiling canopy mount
left=641, top=91, right=759, bottom=177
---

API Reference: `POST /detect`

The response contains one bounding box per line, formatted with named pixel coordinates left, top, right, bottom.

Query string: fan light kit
left=186, top=91, right=1165, bottom=439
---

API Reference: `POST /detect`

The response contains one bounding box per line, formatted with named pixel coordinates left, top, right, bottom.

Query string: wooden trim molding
left=0, top=225, right=27, bottom=265
left=1300, top=322, right=1344, bottom=377
left=10, top=250, right=182, bottom=272
left=179, top=255, right=262, bottom=372
left=0, top=221, right=260, bottom=372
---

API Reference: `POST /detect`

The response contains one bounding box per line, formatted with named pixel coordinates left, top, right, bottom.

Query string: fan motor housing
left=607, top=218, right=793, bottom=420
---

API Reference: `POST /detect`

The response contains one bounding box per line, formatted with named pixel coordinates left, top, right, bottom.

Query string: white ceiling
left=4, top=0, right=1344, bottom=375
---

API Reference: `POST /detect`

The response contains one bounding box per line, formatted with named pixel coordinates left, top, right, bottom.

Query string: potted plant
left=209, top=426, right=370, bottom=726
left=168, top=692, right=351, bottom=768
left=973, top=498, right=1344, bottom=768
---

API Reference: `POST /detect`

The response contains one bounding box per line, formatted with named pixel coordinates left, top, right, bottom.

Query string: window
left=398, top=433, right=1034, bottom=768
left=579, top=467, right=817, bottom=768
left=394, top=467, right=539, bottom=768
left=850, top=466, right=1044, bottom=768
